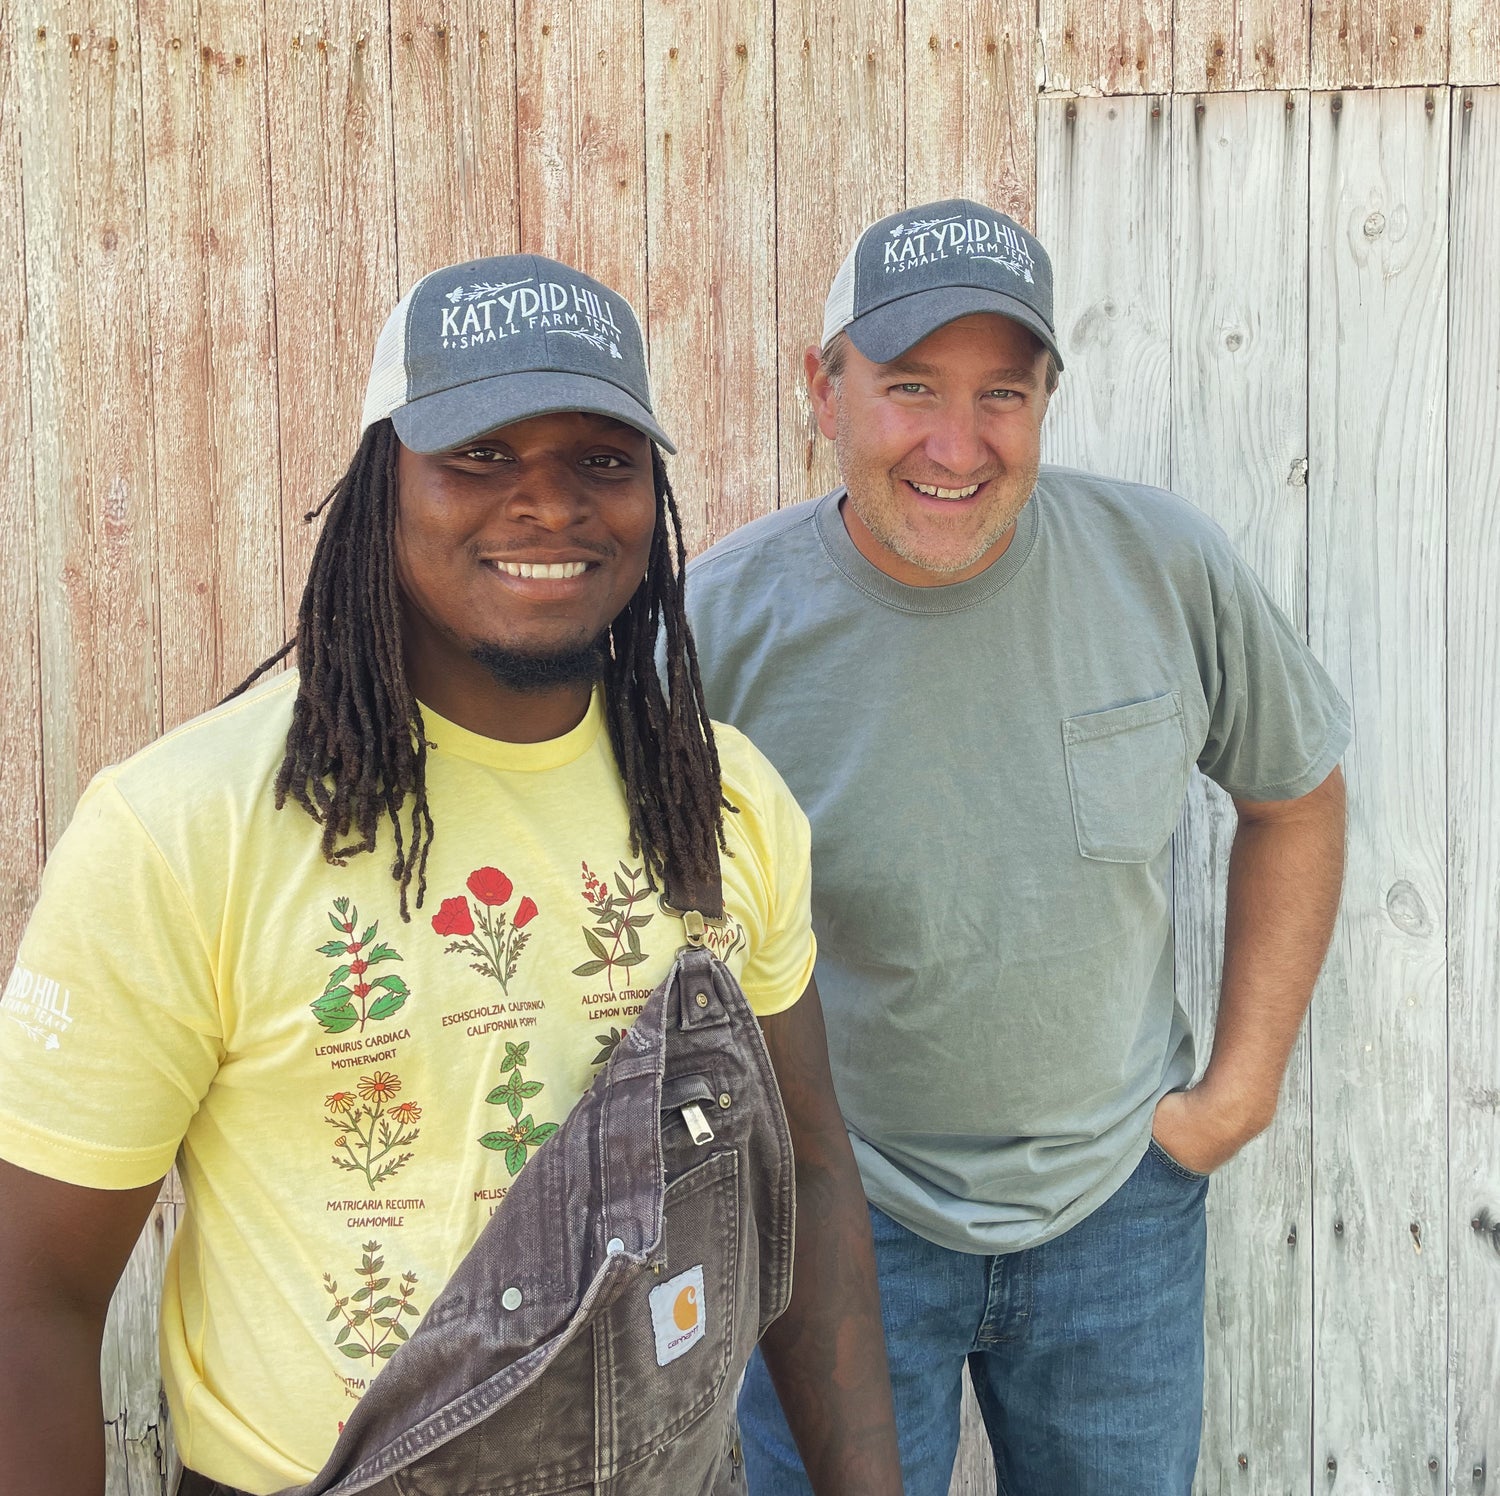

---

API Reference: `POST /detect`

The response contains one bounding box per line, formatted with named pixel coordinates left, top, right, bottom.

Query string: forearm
left=0, top=1308, right=108, bottom=1496
left=758, top=1126, right=902, bottom=1496
left=1203, top=771, right=1347, bottom=1133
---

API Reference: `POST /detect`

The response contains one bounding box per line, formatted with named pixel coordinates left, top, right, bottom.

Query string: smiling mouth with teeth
left=489, top=560, right=592, bottom=580
left=908, top=481, right=983, bottom=500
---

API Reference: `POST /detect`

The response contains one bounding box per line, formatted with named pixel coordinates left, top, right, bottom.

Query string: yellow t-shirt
left=0, top=673, right=815, bottom=1493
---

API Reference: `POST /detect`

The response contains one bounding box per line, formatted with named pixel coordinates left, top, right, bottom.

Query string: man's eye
left=460, top=446, right=509, bottom=463
left=583, top=454, right=626, bottom=469
left=891, top=382, right=927, bottom=395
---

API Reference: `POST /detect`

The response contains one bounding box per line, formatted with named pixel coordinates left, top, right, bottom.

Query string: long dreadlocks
left=226, top=419, right=729, bottom=921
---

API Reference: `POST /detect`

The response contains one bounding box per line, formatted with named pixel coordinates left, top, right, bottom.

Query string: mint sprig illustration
left=572, top=861, right=654, bottom=990
left=312, top=897, right=410, bottom=1034
left=323, top=1241, right=420, bottom=1363
left=326, top=1074, right=421, bottom=1189
left=479, top=1041, right=559, bottom=1175
left=592, top=1025, right=627, bottom=1066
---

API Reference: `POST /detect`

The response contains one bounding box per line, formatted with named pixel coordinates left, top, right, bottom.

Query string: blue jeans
left=741, top=1139, right=1208, bottom=1496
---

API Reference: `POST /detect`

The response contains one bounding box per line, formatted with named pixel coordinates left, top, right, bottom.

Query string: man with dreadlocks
left=0, top=254, right=901, bottom=1496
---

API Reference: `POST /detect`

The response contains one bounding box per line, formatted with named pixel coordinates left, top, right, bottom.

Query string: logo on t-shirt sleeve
left=1, top=963, right=73, bottom=1050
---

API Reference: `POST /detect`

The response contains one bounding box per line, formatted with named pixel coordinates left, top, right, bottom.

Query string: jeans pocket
left=1147, top=1136, right=1211, bottom=1182
left=1063, top=693, right=1190, bottom=862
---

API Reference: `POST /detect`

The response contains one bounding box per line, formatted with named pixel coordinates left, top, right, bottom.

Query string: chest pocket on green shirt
left=1062, top=692, right=1191, bottom=863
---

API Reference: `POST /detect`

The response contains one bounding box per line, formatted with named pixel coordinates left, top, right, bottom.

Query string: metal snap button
left=718, top=1093, right=732, bottom=1109
left=501, top=1286, right=523, bottom=1311
left=694, top=992, right=710, bottom=1009
left=606, top=1237, right=625, bottom=1256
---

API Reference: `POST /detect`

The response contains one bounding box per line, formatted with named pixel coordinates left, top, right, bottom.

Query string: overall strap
left=661, top=855, right=726, bottom=937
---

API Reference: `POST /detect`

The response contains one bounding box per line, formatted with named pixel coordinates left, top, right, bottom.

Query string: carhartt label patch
left=649, top=1265, right=706, bottom=1366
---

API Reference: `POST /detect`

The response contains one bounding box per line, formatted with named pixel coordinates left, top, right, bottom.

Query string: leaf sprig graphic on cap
left=558, top=328, right=622, bottom=359
left=444, top=278, right=533, bottom=304
left=888, top=214, right=961, bottom=236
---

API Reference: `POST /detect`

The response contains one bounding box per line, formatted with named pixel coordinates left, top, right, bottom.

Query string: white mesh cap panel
left=820, top=231, right=866, bottom=349
left=360, top=277, right=426, bottom=432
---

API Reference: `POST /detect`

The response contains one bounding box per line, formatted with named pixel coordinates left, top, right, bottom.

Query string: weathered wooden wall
left=2, top=2, right=1497, bottom=1492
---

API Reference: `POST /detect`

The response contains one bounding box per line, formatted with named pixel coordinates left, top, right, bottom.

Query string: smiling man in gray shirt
left=684, top=199, right=1349, bottom=1496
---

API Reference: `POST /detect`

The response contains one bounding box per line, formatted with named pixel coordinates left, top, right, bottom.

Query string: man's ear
left=804, top=345, right=840, bottom=442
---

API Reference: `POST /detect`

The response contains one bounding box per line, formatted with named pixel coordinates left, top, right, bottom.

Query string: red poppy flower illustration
left=467, top=867, right=514, bottom=907
left=435, top=868, right=539, bottom=993
left=431, top=896, right=475, bottom=937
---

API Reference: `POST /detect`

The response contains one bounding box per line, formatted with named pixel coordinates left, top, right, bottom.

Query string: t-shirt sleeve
left=0, top=776, right=223, bottom=1189
left=1197, top=551, right=1352, bottom=801
left=719, top=732, right=817, bottom=1018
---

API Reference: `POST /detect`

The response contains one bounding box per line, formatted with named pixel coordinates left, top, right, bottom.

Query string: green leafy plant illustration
left=572, top=861, right=654, bottom=991
left=479, top=1041, right=560, bottom=1176
left=326, top=1073, right=421, bottom=1189
left=312, top=897, right=410, bottom=1034
left=592, top=1025, right=627, bottom=1066
left=323, top=1241, right=420, bottom=1364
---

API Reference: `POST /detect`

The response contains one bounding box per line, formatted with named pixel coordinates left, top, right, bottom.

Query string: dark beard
left=470, top=638, right=606, bottom=693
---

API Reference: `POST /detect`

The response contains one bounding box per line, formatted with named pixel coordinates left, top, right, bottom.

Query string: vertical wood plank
left=774, top=0, right=904, bottom=508
left=0, top=14, right=43, bottom=968
left=1308, top=85, right=1449, bottom=1491
left=389, top=0, right=518, bottom=290
left=948, top=1369, right=997, bottom=1496
left=1039, top=0, right=1170, bottom=94
left=17, top=5, right=159, bottom=841
left=140, top=0, right=283, bottom=729
left=643, top=0, right=775, bottom=553
left=1451, top=0, right=1500, bottom=85
left=904, top=0, right=1036, bottom=225
left=100, top=1191, right=181, bottom=1495
left=1172, top=0, right=1309, bottom=91
left=1036, top=95, right=1172, bottom=487
left=1448, top=83, right=1500, bottom=1492
left=1311, top=1, right=1447, bottom=89
left=1168, top=89, right=1312, bottom=1496
left=515, top=0, right=647, bottom=314
left=264, top=0, right=396, bottom=623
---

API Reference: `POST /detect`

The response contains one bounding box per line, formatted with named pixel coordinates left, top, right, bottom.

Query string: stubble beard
left=834, top=419, right=1038, bottom=578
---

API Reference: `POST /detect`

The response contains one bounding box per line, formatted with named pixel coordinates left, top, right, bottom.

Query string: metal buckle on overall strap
left=660, top=903, right=725, bottom=951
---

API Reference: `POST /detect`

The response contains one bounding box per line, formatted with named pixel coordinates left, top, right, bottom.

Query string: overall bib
left=180, top=876, right=796, bottom=1496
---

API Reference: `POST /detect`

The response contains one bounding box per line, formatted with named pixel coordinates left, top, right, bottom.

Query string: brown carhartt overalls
left=179, top=875, right=796, bottom=1496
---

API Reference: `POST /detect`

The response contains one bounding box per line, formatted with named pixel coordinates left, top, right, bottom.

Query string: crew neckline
left=419, top=688, right=603, bottom=770
left=814, top=485, right=1040, bottom=614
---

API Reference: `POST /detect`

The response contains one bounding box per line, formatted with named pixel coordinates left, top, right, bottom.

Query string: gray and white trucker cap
left=361, top=252, right=675, bottom=453
left=821, top=198, right=1063, bottom=370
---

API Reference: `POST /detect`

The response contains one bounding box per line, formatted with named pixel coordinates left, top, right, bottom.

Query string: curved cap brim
left=391, top=369, right=677, bottom=455
left=845, top=286, right=1064, bottom=372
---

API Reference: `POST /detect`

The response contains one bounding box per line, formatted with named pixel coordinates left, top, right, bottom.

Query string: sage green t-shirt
left=685, top=466, right=1350, bottom=1254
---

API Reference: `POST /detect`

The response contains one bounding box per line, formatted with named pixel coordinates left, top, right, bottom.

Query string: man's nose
left=506, top=471, right=589, bottom=528
left=921, top=406, right=988, bottom=477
